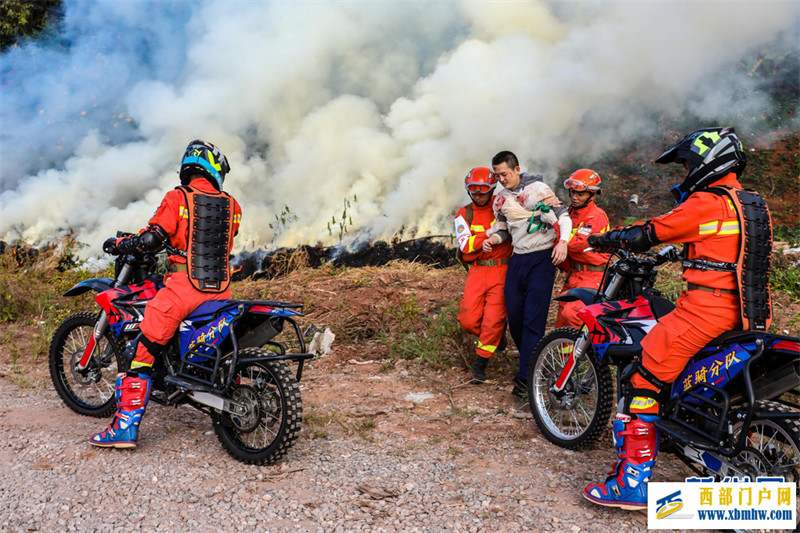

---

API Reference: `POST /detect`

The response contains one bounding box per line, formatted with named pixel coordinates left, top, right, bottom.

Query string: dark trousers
left=504, top=249, right=556, bottom=382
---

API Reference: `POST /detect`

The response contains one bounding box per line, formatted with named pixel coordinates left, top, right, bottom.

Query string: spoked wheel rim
left=59, top=322, right=118, bottom=407
left=740, top=420, right=800, bottom=482
left=724, top=408, right=800, bottom=533
left=227, top=364, right=285, bottom=450
left=532, top=338, right=600, bottom=441
left=213, top=349, right=302, bottom=465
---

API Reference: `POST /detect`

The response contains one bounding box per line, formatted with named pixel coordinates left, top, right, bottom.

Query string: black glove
left=587, top=231, right=620, bottom=250
left=590, top=226, right=653, bottom=253
left=115, top=235, right=141, bottom=253
left=587, top=234, right=604, bottom=250
left=103, top=237, right=120, bottom=255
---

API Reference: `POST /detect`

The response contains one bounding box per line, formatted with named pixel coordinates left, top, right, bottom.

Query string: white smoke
left=1, top=1, right=797, bottom=258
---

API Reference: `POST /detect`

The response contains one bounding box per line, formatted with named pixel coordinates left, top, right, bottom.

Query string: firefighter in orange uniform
left=555, top=169, right=610, bottom=329
left=455, top=167, right=513, bottom=383
left=90, top=140, right=242, bottom=449
left=584, top=127, right=772, bottom=509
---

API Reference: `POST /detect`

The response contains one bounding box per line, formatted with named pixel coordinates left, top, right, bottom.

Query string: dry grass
left=233, top=259, right=473, bottom=369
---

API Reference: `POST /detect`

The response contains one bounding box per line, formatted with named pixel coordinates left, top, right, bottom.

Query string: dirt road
left=0, top=351, right=705, bottom=533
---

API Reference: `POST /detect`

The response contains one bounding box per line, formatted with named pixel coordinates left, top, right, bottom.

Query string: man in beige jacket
left=483, top=151, right=570, bottom=397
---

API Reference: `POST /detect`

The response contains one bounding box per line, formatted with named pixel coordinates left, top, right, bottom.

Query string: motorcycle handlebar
left=584, top=242, right=679, bottom=266
left=653, top=245, right=680, bottom=265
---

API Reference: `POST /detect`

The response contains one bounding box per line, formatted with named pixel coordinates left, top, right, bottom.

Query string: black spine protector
left=736, top=189, right=772, bottom=330
left=189, top=193, right=232, bottom=292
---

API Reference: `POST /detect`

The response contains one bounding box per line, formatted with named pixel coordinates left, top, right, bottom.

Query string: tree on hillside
left=0, top=0, right=62, bottom=51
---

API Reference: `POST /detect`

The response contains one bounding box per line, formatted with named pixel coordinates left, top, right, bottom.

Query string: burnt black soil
left=232, top=238, right=458, bottom=281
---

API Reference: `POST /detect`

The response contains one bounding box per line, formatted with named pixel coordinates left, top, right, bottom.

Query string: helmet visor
left=563, top=177, right=589, bottom=191
left=467, top=183, right=494, bottom=194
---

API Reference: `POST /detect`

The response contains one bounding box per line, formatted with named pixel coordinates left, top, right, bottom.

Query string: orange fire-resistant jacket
left=132, top=179, right=242, bottom=369
left=555, top=200, right=610, bottom=328
left=455, top=199, right=512, bottom=358
left=143, top=179, right=242, bottom=265
left=630, top=173, right=745, bottom=414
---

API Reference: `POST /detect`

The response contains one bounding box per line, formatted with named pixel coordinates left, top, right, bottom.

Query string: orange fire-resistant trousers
left=629, top=289, right=741, bottom=414
left=458, top=263, right=508, bottom=359
left=554, top=270, right=605, bottom=329
left=132, top=272, right=231, bottom=368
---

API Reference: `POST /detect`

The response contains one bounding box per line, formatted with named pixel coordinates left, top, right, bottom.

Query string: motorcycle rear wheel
left=528, top=327, right=614, bottom=449
left=213, top=348, right=302, bottom=465
left=48, top=312, right=124, bottom=417
left=726, top=400, right=800, bottom=533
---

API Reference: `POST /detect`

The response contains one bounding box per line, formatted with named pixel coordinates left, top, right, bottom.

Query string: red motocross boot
left=583, top=413, right=658, bottom=510
left=89, top=372, right=151, bottom=449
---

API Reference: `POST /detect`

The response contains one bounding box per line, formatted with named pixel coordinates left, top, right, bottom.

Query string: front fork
left=552, top=327, right=591, bottom=393
left=75, top=262, right=133, bottom=371
left=75, top=311, right=109, bottom=371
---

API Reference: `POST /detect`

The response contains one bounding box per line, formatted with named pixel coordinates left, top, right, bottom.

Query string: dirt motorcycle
left=49, top=235, right=313, bottom=465
left=527, top=243, right=800, bottom=489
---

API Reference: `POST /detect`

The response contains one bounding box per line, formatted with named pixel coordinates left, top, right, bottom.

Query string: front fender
left=63, top=278, right=114, bottom=297
left=554, top=287, right=598, bottom=305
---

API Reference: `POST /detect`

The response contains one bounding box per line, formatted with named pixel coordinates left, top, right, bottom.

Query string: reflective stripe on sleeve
left=717, top=221, right=740, bottom=235
left=698, top=221, right=719, bottom=235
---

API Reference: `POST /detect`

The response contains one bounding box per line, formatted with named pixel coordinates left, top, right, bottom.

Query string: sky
left=1, top=0, right=797, bottom=259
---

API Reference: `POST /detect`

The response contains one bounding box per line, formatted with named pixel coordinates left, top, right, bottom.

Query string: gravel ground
left=0, top=356, right=713, bottom=533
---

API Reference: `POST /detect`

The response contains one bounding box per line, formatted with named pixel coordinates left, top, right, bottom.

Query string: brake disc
left=228, top=385, right=261, bottom=433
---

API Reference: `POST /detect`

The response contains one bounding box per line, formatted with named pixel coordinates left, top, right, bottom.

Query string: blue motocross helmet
left=179, top=139, right=231, bottom=191
left=656, top=127, right=746, bottom=204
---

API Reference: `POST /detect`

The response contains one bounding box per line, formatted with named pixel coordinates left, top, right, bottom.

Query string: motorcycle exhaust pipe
left=729, top=360, right=800, bottom=405
left=187, top=391, right=248, bottom=416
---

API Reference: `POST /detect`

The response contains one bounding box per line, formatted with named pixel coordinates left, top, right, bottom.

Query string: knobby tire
left=528, top=327, right=614, bottom=449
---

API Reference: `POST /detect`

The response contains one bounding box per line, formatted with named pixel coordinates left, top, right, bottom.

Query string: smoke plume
left=1, top=1, right=797, bottom=258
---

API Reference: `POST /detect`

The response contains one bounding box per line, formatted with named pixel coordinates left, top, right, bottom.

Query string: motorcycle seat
left=645, top=293, right=676, bottom=320
left=186, top=300, right=238, bottom=321
left=704, top=330, right=763, bottom=348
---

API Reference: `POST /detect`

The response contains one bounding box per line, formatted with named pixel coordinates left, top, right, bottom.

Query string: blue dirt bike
left=49, top=239, right=313, bottom=465
left=528, top=245, right=800, bottom=492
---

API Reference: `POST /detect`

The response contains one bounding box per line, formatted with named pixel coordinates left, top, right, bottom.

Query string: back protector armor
left=179, top=186, right=234, bottom=293
left=706, top=185, right=773, bottom=331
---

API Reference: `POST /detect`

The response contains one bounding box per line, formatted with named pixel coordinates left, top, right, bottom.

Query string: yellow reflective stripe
left=476, top=341, right=497, bottom=353
left=630, top=397, right=658, bottom=411
left=233, top=214, right=241, bottom=223
left=466, top=235, right=478, bottom=253
left=179, top=206, right=189, bottom=219
left=470, top=224, right=486, bottom=232
left=130, top=361, right=153, bottom=370
left=570, top=221, right=584, bottom=239
left=718, top=221, right=740, bottom=235
left=698, top=221, right=719, bottom=235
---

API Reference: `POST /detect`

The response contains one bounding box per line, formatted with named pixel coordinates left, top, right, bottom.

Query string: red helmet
left=563, top=169, right=601, bottom=193
left=464, top=167, right=497, bottom=195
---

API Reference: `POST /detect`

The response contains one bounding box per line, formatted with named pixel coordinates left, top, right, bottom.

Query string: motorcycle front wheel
left=213, top=347, right=302, bottom=465
left=528, top=327, right=614, bottom=449
left=48, top=312, right=124, bottom=417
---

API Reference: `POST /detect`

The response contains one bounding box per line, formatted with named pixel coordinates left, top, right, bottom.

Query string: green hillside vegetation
left=0, top=0, right=62, bottom=50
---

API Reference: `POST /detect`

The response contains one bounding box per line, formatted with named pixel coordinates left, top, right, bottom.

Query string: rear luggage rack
left=656, top=382, right=731, bottom=452
left=168, top=342, right=224, bottom=392
left=657, top=338, right=767, bottom=457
